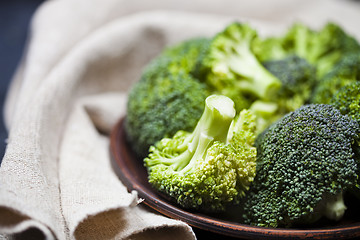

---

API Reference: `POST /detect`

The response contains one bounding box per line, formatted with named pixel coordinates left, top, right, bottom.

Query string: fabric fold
left=1, top=0, right=360, bottom=239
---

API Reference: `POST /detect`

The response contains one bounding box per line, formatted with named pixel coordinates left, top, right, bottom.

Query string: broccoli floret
left=330, top=81, right=360, bottom=124
left=139, top=37, right=210, bottom=80
left=126, top=73, right=208, bottom=158
left=263, top=55, right=317, bottom=113
left=282, top=22, right=360, bottom=77
left=329, top=82, right=360, bottom=199
left=253, top=36, right=288, bottom=62
left=311, top=53, right=360, bottom=104
left=243, top=104, right=360, bottom=228
left=193, top=22, right=281, bottom=111
left=254, top=22, right=360, bottom=78
left=162, top=37, right=211, bottom=74
left=246, top=55, right=317, bottom=134
left=145, top=95, right=257, bottom=212
left=125, top=38, right=210, bottom=157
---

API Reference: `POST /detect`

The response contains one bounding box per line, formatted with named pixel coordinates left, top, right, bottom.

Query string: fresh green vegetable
left=263, top=55, right=317, bottom=113
left=193, top=22, right=282, bottom=112
left=248, top=100, right=280, bottom=135
left=311, top=53, right=360, bottom=104
left=125, top=38, right=210, bottom=157
left=330, top=81, right=360, bottom=124
left=255, top=22, right=360, bottom=78
left=145, top=95, right=257, bottom=212
left=125, top=21, right=360, bottom=225
left=243, top=104, right=360, bottom=228
left=329, top=82, right=360, bottom=199
left=247, top=55, right=317, bottom=134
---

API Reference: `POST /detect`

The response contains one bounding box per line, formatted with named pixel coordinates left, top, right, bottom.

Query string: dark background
left=0, top=0, right=44, bottom=164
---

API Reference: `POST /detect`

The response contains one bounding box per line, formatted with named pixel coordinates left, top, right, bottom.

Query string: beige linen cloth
left=1, top=0, right=360, bottom=239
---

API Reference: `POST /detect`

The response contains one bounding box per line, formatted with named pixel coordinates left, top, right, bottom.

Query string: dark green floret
left=125, top=38, right=210, bottom=157
left=311, top=53, right=360, bottom=104
left=330, top=81, right=360, bottom=124
left=329, top=82, right=360, bottom=199
left=254, top=22, right=360, bottom=78
left=263, top=55, right=317, bottom=113
left=243, top=104, right=360, bottom=228
left=282, top=22, right=360, bottom=77
left=248, top=55, right=317, bottom=134
left=145, top=95, right=257, bottom=212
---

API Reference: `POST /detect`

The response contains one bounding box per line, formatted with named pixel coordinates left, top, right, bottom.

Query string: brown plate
left=110, top=117, right=360, bottom=239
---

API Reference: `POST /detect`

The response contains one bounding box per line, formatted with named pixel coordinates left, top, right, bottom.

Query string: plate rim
left=110, top=117, right=360, bottom=239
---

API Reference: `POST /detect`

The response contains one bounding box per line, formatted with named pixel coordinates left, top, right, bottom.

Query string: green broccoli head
left=329, top=82, right=360, bottom=199
left=311, top=53, right=360, bottom=104
left=330, top=81, right=360, bottom=124
left=139, top=37, right=210, bottom=80
left=263, top=55, right=317, bottom=113
left=254, top=22, right=360, bottom=78
left=162, top=37, right=210, bottom=75
left=282, top=22, right=360, bottom=77
left=193, top=22, right=281, bottom=110
left=243, top=104, right=360, bottom=228
left=145, top=95, right=257, bottom=212
left=125, top=38, right=211, bottom=158
left=126, top=71, right=208, bottom=158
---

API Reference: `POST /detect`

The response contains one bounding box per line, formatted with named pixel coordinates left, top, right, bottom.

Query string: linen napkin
left=1, top=0, right=360, bottom=239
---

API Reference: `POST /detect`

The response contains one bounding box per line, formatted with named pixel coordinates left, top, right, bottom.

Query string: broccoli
left=125, top=38, right=210, bottom=157
left=145, top=95, right=257, bottom=212
left=283, top=22, right=360, bottom=77
left=162, top=37, right=211, bottom=75
left=193, top=22, right=282, bottom=111
left=330, top=81, right=360, bottom=124
left=248, top=100, right=280, bottom=135
left=243, top=104, right=360, bottom=228
left=246, top=55, right=317, bottom=134
left=253, top=36, right=287, bottom=63
left=329, top=82, right=360, bottom=199
left=254, top=22, right=360, bottom=78
left=263, top=55, right=317, bottom=113
left=311, top=53, right=360, bottom=104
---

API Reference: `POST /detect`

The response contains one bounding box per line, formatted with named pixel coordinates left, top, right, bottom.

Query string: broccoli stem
left=323, top=192, right=347, bottom=221
left=228, top=46, right=281, bottom=100
left=180, top=133, right=214, bottom=174
left=147, top=95, right=236, bottom=172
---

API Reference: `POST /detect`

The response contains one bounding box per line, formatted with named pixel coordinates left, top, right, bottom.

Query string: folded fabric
left=1, top=0, right=360, bottom=239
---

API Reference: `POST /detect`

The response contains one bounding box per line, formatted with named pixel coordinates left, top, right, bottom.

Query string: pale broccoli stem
left=148, top=95, right=236, bottom=172
left=227, top=41, right=281, bottom=100
left=323, top=192, right=347, bottom=221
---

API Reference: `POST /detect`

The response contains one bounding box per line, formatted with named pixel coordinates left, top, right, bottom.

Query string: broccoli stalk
left=145, top=95, right=257, bottom=212
left=146, top=95, right=235, bottom=172
left=322, top=193, right=347, bottom=221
